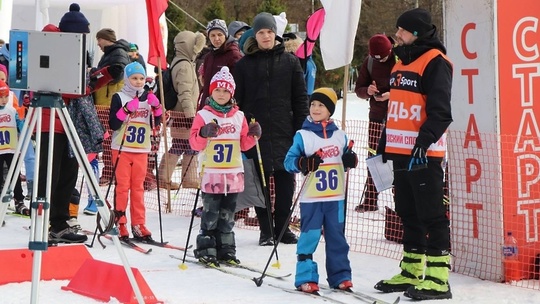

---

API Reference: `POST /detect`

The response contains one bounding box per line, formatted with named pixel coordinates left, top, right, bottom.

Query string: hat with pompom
left=59, top=3, right=90, bottom=34
left=206, top=19, right=228, bottom=37
left=209, top=66, right=236, bottom=96
left=310, top=87, right=338, bottom=116
left=0, top=80, right=10, bottom=97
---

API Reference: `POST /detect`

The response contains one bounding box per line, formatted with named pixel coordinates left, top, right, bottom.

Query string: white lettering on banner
left=396, top=74, right=418, bottom=88
left=517, top=154, right=540, bottom=198
left=517, top=199, right=540, bottom=242
left=387, top=101, right=422, bottom=122
left=513, top=17, right=539, bottom=61
left=512, top=63, right=540, bottom=107
left=514, top=109, right=540, bottom=152
left=512, top=17, right=540, bottom=241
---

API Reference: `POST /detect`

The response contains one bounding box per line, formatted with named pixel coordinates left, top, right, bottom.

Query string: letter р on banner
left=366, top=155, right=394, bottom=192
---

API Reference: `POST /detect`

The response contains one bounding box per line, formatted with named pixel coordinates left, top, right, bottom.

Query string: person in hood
left=234, top=12, right=309, bottom=246
left=227, top=21, right=250, bottom=41
left=197, top=19, right=243, bottom=110
left=374, top=8, right=453, bottom=301
left=157, top=30, right=206, bottom=191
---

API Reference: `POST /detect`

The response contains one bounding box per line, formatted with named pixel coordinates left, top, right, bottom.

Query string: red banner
left=146, top=0, right=168, bottom=68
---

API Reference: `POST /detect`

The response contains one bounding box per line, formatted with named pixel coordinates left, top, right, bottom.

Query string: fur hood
left=283, top=35, right=303, bottom=53
left=174, top=31, right=206, bottom=61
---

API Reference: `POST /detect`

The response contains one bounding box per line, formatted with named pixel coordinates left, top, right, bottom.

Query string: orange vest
left=385, top=49, right=451, bottom=157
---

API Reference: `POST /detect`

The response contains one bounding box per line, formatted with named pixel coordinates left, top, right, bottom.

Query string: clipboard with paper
left=366, top=155, right=394, bottom=192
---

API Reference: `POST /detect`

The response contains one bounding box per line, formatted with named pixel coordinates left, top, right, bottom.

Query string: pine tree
left=257, top=0, right=286, bottom=15
left=203, top=0, right=227, bottom=23
left=165, top=4, right=186, bottom=63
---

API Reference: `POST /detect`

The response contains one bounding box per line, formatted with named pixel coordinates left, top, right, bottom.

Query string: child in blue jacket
left=284, top=87, right=358, bottom=293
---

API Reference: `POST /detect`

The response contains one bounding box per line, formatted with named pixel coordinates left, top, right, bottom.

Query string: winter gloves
left=88, top=64, right=123, bottom=93
left=116, top=97, right=139, bottom=121
left=147, top=92, right=162, bottom=117
left=408, top=144, right=428, bottom=171
left=342, top=149, right=358, bottom=170
left=298, top=150, right=324, bottom=176
left=247, top=121, right=262, bottom=138
left=199, top=121, right=220, bottom=138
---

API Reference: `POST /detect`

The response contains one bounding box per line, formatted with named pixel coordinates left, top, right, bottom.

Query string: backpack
left=154, top=59, right=188, bottom=110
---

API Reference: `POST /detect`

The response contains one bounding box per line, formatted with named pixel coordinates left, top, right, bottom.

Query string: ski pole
left=253, top=169, right=314, bottom=287
left=343, top=140, right=354, bottom=233
left=179, top=119, right=218, bottom=270
left=251, top=118, right=280, bottom=268
left=89, top=103, right=134, bottom=248
left=150, top=110, right=165, bottom=244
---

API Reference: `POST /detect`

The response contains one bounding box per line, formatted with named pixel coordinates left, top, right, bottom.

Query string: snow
left=1, top=93, right=539, bottom=303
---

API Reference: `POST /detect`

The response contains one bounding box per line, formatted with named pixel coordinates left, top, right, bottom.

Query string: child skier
left=108, top=62, right=162, bottom=241
left=284, top=87, right=358, bottom=293
left=189, top=66, right=261, bottom=266
left=0, top=80, right=27, bottom=215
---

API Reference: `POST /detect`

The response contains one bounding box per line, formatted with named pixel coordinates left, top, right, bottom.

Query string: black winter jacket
left=96, top=39, right=131, bottom=83
left=234, top=37, right=309, bottom=172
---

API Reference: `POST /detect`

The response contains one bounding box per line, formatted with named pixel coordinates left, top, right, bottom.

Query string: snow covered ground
left=1, top=94, right=539, bottom=303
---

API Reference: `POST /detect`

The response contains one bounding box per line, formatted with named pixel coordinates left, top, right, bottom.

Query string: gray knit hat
left=252, top=12, right=277, bottom=34
left=206, top=19, right=228, bottom=37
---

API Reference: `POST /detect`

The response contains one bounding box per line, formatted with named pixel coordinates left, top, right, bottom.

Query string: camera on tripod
left=8, top=29, right=87, bottom=95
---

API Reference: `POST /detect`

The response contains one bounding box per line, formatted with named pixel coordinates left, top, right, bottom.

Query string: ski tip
left=393, top=296, right=400, bottom=304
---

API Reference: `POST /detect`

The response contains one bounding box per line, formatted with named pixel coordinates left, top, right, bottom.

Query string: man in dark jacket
left=354, top=34, right=397, bottom=212
left=234, top=12, right=309, bottom=246
left=374, top=8, right=453, bottom=301
left=93, top=28, right=131, bottom=106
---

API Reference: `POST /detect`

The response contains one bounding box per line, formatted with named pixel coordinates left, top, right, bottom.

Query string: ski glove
left=298, top=150, right=324, bottom=176
left=342, top=150, right=358, bottom=170
left=247, top=121, right=262, bottom=138
left=199, top=121, right=220, bottom=138
left=116, top=97, right=139, bottom=121
left=408, top=144, right=428, bottom=171
left=147, top=92, right=162, bottom=117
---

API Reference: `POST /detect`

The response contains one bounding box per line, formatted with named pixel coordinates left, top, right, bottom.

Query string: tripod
left=0, top=92, right=145, bottom=304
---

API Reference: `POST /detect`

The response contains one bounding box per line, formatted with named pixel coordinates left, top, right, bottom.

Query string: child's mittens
left=247, top=121, right=262, bottom=138
left=147, top=92, right=162, bottom=117
left=116, top=97, right=139, bottom=121
left=199, top=121, right=220, bottom=138
left=342, top=150, right=358, bottom=169
left=298, top=151, right=324, bottom=175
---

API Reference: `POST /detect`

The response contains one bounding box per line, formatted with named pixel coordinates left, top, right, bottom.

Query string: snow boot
left=83, top=198, right=98, bottom=215
left=337, top=280, right=353, bottom=291
left=374, top=251, right=425, bottom=293
left=132, top=224, right=153, bottom=241
left=181, top=155, right=198, bottom=188
left=158, top=152, right=180, bottom=190
left=194, top=232, right=218, bottom=266
left=118, top=223, right=129, bottom=239
left=297, top=282, right=319, bottom=294
left=405, top=255, right=452, bottom=300
left=15, top=200, right=30, bottom=216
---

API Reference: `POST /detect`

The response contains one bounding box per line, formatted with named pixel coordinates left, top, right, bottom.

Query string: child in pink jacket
left=189, top=66, right=261, bottom=266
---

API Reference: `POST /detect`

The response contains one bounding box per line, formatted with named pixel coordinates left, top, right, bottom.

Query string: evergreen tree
left=257, top=0, right=286, bottom=15
left=165, top=4, right=186, bottom=63
left=203, top=0, right=227, bottom=23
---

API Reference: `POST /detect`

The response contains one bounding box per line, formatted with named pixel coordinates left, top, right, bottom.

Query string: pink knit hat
left=209, top=66, right=235, bottom=96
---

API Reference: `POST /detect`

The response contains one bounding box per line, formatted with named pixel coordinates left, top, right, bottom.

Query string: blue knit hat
left=125, top=62, right=146, bottom=78
left=59, top=3, right=90, bottom=34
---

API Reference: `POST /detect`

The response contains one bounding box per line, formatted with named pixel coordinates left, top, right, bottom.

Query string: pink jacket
left=189, top=105, right=257, bottom=194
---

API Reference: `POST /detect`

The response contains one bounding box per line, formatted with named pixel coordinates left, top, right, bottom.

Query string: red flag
left=295, top=8, right=325, bottom=59
left=146, top=0, right=168, bottom=68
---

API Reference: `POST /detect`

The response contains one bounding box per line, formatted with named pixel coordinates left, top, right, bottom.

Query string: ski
left=130, top=238, right=192, bottom=251
left=222, top=261, right=292, bottom=280
left=171, top=253, right=291, bottom=280
left=170, top=254, right=254, bottom=281
left=320, top=285, right=400, bottom=304
left=267, top=283, right=349, bottom=304
left=82, top=230, right=152, bottom=254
